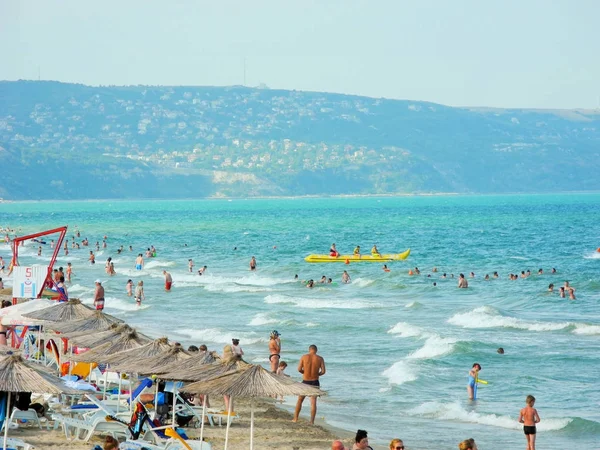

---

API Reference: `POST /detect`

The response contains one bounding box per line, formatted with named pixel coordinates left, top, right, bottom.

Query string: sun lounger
left=53, top=413, right=131, bottom=442
left=1, top=437, right=36, bottom=450
left=2, top=409, right=42, bottom=430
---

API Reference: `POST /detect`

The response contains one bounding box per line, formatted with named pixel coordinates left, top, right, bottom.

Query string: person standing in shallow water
left=249, top=256, right=257, bottom=271
left=293, top=344, right=325, bottom=424
left=269, top=330, right=281, bottom=372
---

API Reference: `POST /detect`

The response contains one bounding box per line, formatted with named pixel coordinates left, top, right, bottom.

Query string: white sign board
left=12, top=266, right=47, bottom=298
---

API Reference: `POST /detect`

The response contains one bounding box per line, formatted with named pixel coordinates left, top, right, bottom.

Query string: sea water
left=1, top=194, right=599, bottom=450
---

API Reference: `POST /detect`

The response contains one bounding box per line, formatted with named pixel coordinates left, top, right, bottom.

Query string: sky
left=1, top=0, right=599, bottom=109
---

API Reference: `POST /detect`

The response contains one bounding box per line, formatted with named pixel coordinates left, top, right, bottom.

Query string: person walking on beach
left=519, top=395, right=540, bottom=450
left=269, top=330, right=281, bottom=372
left=249, top=256, right=257, bottom=271
left=163, top=270, right=173, bottom=291
left=93, top=280, right=105, bottom=310
left=293, top=344, right=326, bottom=425
left=135, top=281, right=145, bottom=306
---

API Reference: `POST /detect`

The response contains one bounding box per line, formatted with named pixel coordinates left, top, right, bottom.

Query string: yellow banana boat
left=305, top=249, right=410, bottom=263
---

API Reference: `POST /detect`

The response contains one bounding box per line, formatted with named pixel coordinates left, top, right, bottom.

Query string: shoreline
left=4, top=190, right=600, bottom=204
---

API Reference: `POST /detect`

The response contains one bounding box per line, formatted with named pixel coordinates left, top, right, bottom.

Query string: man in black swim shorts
left=293, top=344, right=326, bottom=425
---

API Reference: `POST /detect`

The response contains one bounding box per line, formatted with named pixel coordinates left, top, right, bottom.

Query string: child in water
left=519, top=395, right=540, bottom=450
left=467, top=363, right=482, bottom=400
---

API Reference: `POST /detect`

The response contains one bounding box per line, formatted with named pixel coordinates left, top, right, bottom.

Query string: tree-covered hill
left=1, top=80, right=599, bottom=199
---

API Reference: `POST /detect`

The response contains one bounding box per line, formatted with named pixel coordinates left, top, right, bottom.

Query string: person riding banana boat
left=371, top=244, right=381, bottom=257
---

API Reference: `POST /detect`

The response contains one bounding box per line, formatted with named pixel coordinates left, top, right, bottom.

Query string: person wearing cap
left=93, top=280, right=105, bottom=310
left=269, top=330, right=281, bottom=373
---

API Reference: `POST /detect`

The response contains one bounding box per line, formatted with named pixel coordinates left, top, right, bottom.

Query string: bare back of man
left=293, top=345, right=325, bottom=424
left=269, top=334, right=281, bottom=372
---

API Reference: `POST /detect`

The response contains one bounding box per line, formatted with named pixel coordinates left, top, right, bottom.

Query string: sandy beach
left=9, top=398, right=352, bottom=450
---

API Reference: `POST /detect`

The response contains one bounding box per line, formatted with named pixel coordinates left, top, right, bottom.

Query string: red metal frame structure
left=10, top=226, right=68, bottom=302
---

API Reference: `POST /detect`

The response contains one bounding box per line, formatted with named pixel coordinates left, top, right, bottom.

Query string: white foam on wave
left=248, top=313, right=280, bottom=326
left=448, top=306, right=570, bottom=332
left=382, top=361, right=418, bottom=385
left=408, top=401, right=572, bottom=431
left=103, top=296, right=150, bottom=312
left=583, top=252, right=600, bottom=259
left=144, top=260, right=177, bottom=269
left=572, top=324, right=600, bottom=335
left=182, top=328, right=264, bottom=345
left=205, top=284, right=271, bottom=294
left=352, top=277, right=375, bottom=288
left=388, top=322, right=430, bottom=338
left=264, top=294, right=383, bottom=309
left=68, top=284, right=93, bottom=294
left=405, top=301, right=422, bottom=308
left=407, top=336, right=457, bottom=359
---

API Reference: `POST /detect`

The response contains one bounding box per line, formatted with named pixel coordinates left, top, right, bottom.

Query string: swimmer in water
left=319, top=276, right=327, bottom=284
left=484, top=274, right=490, bottom=280
left=559, top=287, right=566, bottom=298
left=548, top=283, right=554, bottom=292
left=327, top=278, right=332, bottom=284
left=188, top=259, right=194, bottom=273
left=497, top=347, right=505, bottom=354
left=458, top=273, right=468, bottom=288
left=568, top=287, right=576, bottom=300
left=306, top=279, right=314, bottom=288
left=342, top=270, right=351, bottom=284
left=126, top=279, right=133, bottom=296
left=382, top=264, right=390, bottom=272
left=467, top=363, right=482, bottom=400
left=249, top=256, right=257, bottom=271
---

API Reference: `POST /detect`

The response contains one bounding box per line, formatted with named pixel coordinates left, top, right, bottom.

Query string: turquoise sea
left=1, top=194, right=600, bottom=450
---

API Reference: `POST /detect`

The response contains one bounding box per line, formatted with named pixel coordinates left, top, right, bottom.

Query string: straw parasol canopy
left=183, top=364, right=326, bottom=450
left=23, top=298, right=96, bottom=322
left=0, top=352, right=83, bottom=395
left=0, top=352, right=85, bottom=449
left=44, top=310, right=123, bottom=334
left=100, top=337, right=173, bottom=367
left=70, top=329, right=153, bottom=363
left=114, top=342, right=192, bottom=374
left=183, top=364, right=326, bottom=398
left=158, top=356, right=246, bottom=381
left=67, top=323, right=148, bottom=348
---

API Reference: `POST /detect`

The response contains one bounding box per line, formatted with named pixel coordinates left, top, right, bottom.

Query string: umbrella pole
left=102, top=365, right=108, bottom=401
left=172, top=383, right=176, bottom=426
left=3, top=391, right=10, bottom=450
left=152, top=379, right=159, bottom=420
left=117, top=375, right=121, bottom=414
left=199, top=397, right=206, bottom=445
left=68, top=346, right=73, bottom=377
left=224, top=395, right=233, bottom=450
left=249, top=398, right=255, bottom=450
left=37, top=326, right=42, bottom=361
left=129, top=373, right=133, bottom=414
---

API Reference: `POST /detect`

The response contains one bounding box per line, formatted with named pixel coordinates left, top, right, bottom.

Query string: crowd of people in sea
left=0, top=230, right=568, bottom=449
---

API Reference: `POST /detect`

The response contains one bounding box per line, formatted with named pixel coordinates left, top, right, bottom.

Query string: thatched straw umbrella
left=70, top=329, right=152, bottom=363
left=101, top=337, right=172, bottom=367
left=183, top=364, right=326, bottom=450
left=113, top=342, right=191, bottom=374
left=67, top=323, right=147, bottom=349
left=0, top=352, right=83, bottom=449
left=159, top=357, right=246, bottom=382
left=23, top=298, right=96, bottom=322
left=43, top=310, right=123, bottom=334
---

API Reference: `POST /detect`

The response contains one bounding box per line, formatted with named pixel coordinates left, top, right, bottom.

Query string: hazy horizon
left=2, top=0, right=599, bottom=109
